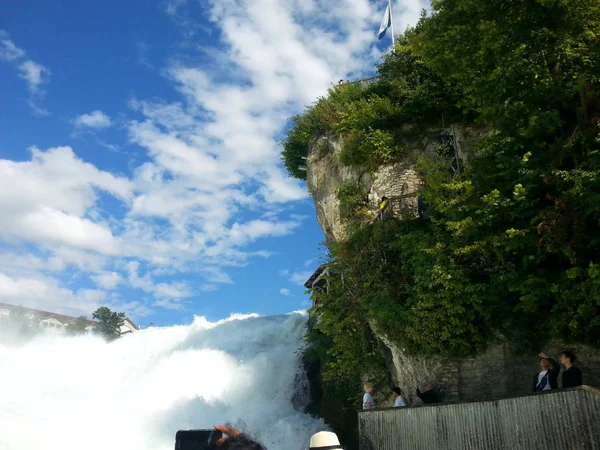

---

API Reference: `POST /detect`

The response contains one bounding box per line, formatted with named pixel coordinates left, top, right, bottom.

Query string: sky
left=0, top=0, right=428, bottom=327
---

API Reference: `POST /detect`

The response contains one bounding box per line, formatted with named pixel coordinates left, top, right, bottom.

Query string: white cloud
left=0, top=272, right=104, bottom=317
left=280, top=288, right=291, bottom=296
left=200, top=284, right=217, bottom=292
left=0, top=0, right=429, bottom=316
left=74, top=110, right=112, bottom=130
left=154, top=282, right=191, bottom=299
left=0, top=38, right=25, bottom=62
left=201, top=267, right=233, bottom=285
left=0, top=31, right=51, bottom=112
left=289, top=270, right=314, bottom=286
left=18, top=60, right=50, bottom=93
left=91, top=271, right=122, bottom=290
left=281, top=268, right=314, bottom=286
left=125, top=261, right=192, bottom=299
left=0, top=146, right=132, bottom=255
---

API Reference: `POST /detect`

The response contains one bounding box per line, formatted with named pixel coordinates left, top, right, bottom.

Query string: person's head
left=560, top=351, right=576, bottom=366
left=381, top=196, right=388, bottom=202
left=423, top=384, right=434, bottom=392
left=308, top=431, right=344, bottom=450
left=220, top=435, right=267, bottom=450
left=364, top=383, right=374, bottom=394
left=392, top=387, right=402, bottom=400
left=539, top=357, right=550, bottom=370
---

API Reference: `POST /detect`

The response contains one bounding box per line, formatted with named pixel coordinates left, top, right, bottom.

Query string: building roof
left=122, top=317, right=140, bottom=330
left=0, top=302, right=97, bottom=325
left=304, top=264, right=329, bottom=289
left=0, top=302, right=135, bottom=329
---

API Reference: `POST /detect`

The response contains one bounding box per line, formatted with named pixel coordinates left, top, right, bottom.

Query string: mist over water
left=0, top=312, right=325, bottom=450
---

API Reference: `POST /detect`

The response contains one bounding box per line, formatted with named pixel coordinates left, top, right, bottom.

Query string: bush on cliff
left=296, top=0, right=600, bottom=442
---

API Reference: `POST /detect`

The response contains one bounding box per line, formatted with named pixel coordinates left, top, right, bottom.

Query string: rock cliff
left=305, top=129, right=600, bottom=406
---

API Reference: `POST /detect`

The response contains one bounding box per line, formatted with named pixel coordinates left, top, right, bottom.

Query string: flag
left=378, top=2, right=391, bottom=40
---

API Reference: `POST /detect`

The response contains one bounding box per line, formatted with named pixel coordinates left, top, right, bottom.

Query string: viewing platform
left=358, top=386, right=600, bottom=450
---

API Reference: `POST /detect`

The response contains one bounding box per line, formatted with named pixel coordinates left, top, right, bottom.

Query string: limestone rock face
left=305, top=134, right=422, bottom=242
left=305, top=135, right=367, bottom=242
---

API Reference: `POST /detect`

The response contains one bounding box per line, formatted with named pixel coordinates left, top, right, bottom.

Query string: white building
left=0, top=302, right=139, bottom=335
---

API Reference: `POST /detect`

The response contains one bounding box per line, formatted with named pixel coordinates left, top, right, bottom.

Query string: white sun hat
left=307, top=431, right=345, bottom=450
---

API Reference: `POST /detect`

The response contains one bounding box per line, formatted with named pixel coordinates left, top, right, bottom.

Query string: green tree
left=66, top=316, right=89, bottom=336
left=92, top=307, right=126, bottom=341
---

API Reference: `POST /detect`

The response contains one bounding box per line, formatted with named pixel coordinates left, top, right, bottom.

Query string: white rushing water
left=0, top=312, right=325, bottom=450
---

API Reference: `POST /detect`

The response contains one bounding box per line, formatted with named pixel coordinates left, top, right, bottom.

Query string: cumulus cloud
left=74, top=110, right=112, bottom=130
left=0, top=146, right=132, bottom=255
left=0, top=272, right=105, bottom=317
left=125, top=261, right=192, bottom=300
left=91, top=271, right=122, bottom=290
left=0, top=1, right=428, bottom=317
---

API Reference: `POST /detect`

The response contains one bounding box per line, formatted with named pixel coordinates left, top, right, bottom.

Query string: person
left=308, top=431, right=344, bottom=450
left=214, top=425, right=267, bottom=450
left=533, top=352, right=560, bottom=392
left=391, top=387, right=407, bottom=407
left=416, top=385, right=440, bottom=404
left=376, top=196, right=391, bottom=221
left=560, top=350, right=583, bottom=388
left=363, top=383, right=376, bottom=410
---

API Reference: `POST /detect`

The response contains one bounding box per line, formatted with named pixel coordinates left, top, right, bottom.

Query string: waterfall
left=0, top=312, right=325, bottom=450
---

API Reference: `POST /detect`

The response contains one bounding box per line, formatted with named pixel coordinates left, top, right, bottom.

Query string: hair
left=392, top=387, right=402, bottom=395
left=364, top=382, right=374, bottom=390
left=561, top=350, right=577, bottom=363
left=220, top=435, right=267, bottom=450
left=381, top=196, right=388, bottom=201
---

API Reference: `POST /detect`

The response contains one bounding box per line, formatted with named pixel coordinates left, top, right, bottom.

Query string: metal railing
left=358, top=386, right=600, bottom=450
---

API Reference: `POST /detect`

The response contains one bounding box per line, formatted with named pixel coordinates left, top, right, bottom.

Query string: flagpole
left=388, top=0, right=395, bottom=47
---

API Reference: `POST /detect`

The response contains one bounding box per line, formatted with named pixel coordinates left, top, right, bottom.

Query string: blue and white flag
left=378, top=2, right=392, bottom=40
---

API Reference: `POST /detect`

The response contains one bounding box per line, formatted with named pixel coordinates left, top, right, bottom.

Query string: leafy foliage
left=281, top=35, right=463, bottom=179
left=66, top=316, right=89, bottom=336
left=295, top=0, right=600, bottom=441
left=92, top=307, right=126, bottom=341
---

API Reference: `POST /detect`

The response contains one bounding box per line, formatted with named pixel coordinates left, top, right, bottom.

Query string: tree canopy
left=66, top=316, right=89, bottom=336
left=92, top=307, right=126, bottom=341
left=291, top=0, right=600, bottom=445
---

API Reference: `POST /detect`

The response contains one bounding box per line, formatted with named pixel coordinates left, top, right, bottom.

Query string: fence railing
left=358, top=386, right=600, bottom=450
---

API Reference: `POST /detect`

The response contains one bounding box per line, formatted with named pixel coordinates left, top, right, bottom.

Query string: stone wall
left=372, top=321, right=600, bottom=408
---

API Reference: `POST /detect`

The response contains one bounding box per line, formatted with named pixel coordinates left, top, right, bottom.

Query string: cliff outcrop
left=305, top=132, right=600, bottom=406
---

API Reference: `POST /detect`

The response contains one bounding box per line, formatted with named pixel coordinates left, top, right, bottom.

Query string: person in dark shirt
left=533, top=353, right=560, bottom=392
left=416, top=385, right=440, bottom=404
left=560, top=350, right=583, bottom=388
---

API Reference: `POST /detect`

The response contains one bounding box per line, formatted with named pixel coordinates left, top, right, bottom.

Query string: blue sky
left=0, top=0, right=427, bottom=327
